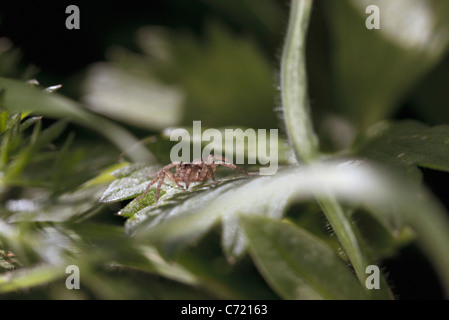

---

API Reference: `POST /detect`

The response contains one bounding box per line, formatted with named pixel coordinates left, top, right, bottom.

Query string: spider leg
left=136, top=163, right=177, bottom=202
left=165, top=170, right=184, bottom=188
left=185, top=166, right=199, bottom=189
left=136, top=174, right=161, bottom=202
left=155, top=174, right=165, bottom=203
left=205, top=154, right=214, bottom=165
left=208, top=166, right=217, bottom=184
left=215, top=162, right=248, bottom=175
left=197, top=162, right=210, bottom=180
left=182, top=166, right=192, bottom=189
left=209, top=154, right=233, bottom=164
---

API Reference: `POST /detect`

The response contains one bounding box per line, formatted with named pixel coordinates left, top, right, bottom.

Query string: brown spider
left=136, top=154, right=250, bottom=203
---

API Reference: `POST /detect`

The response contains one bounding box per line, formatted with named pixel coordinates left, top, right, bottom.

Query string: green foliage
left=0, top=77, right=155, bottom=163
left=356, top=120, right=449, bottom=179
left=241, top=216, right=368, bottom=300
left=1, top=0, right=449, bottom=300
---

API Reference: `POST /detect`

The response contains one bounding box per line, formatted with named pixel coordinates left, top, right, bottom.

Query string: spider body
left=137, top=155, right=249, bottom=203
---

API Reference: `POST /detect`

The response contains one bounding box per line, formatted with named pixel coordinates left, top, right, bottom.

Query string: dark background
left=0, top=1, right=284, bottom=88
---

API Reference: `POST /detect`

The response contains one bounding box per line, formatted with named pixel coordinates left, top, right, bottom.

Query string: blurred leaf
left=409, top=57, right=449, bottom=124
left=0, top=77, right=155, bottom=163
left=356, top=120, right=449, bottom=180
left=83, top=63, right=184, bottom=130
left=175, top=22, right=276, bottom=129
left=325, top=0, right=449, bottom=129
left=351, top=209, right=415, bottom=259
left=3, top=186, right=106, bottom=223
left=200, top=0, right=284, bottom=42
left=0, top=37, right=38, bottom=79
left=83, top=162, right=129, bottom=188
left=241, top=215, right=367, bottom=300
left=0, top=264, right=64, bottom=294
left=3, top=120, right=67, bottom=183
left=108, top=23, right=278, bottom=129
left=174, top=246, right=279, bottom=300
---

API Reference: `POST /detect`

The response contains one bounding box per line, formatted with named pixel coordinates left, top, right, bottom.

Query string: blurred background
left=1, top=1, right=449, bottom=143
left=1, top=0, right=449, bottom=299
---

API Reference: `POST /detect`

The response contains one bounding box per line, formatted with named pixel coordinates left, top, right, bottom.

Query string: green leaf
left=241, top=215, right=367, bottom=300
left=99, top=164, right=162, bottom=203
left=3, top=186, right=107, bottom=223
left=356, top=120, right=449, bottom=178
left=0, top=264, right=64, bottom=294
left=325, top=0, right=449, bottom=129
left=82, top=162, right=129, bottom=188
left=1, top=119, right=67, bottom=183
left=199, top=0, right=284, bottom=41
left=0, top=77, right=155, bottom=163
left=83, top=63, right=184, bottom=130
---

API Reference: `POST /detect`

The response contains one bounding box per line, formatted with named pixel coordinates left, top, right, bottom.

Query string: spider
left=136, top=155, right=250, bottom=203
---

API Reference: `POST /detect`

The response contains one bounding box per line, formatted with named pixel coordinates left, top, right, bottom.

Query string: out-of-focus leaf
left=0, top=77, right=155, bottom=163
left=174, top=247, right=278, bottom=300
left=6, top=121, right=67, bottom=179
left=409, top=57, right=449, bottom=125
left=199, top=0, right=284, bottom=42
left=0, top=264, right=64, bottom=294
left=351, top=209, right=415, bottom=259
left=3, top=186, right=106, bottom=223
left=325, top=0, right=449, bottom=129
left=241, top=215, right=367, bottom=300
left=0, top=117, right=66, bottom=185
left=111, top=23, right=278, bottom=129
left=83, top=63, right=184, bottom=130
left=175, top=22, right=276, bottom=129
left=0, top=37, right=38, bottom=79
left=126, top=245, right=201, bottom=288
left=82, top=162, right=129, bottom=188
left=356, top=120, right=449, bottom=179
left=0, top=220, right=75, bottom=266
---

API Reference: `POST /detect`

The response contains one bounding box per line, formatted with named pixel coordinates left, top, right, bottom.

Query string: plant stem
left=281, top=0, right=391, bottom=298
left=280, top=0, right=319, bottom=164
